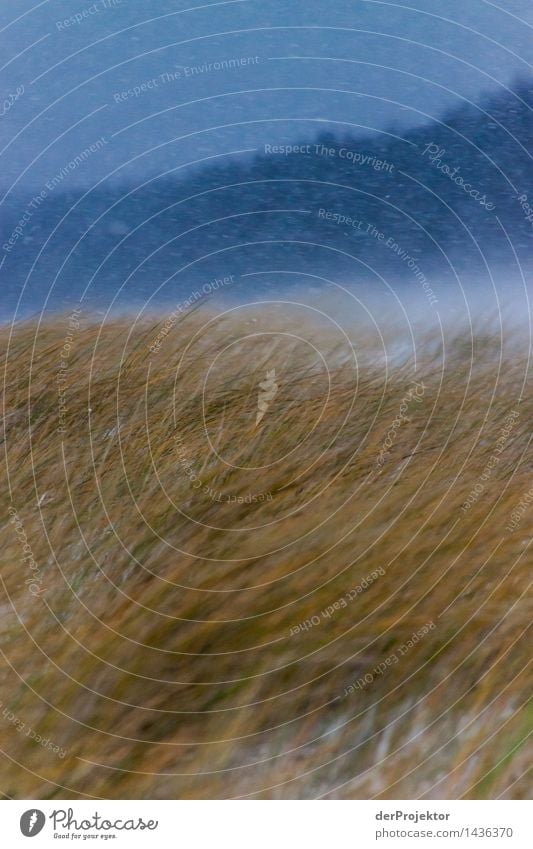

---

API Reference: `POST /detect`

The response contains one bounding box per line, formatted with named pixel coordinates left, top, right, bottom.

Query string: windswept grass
left=0, top=306, right=531, bottom=799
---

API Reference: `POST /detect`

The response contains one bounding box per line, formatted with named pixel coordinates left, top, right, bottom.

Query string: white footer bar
left=2, top=799, right=531, bottom=848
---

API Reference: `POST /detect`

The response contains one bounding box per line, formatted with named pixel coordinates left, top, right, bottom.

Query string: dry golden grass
left=0, top=305, right=531, bottom=799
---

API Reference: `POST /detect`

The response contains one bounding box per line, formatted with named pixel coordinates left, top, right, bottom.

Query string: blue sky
left=1, top=0, right=531, bottom=192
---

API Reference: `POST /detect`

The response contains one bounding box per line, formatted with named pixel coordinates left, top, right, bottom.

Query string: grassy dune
left=0, top=306, right=531, bottom=799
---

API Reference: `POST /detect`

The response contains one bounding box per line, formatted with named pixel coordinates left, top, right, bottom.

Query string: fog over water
left=0, top=0, right=531, bottom=329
